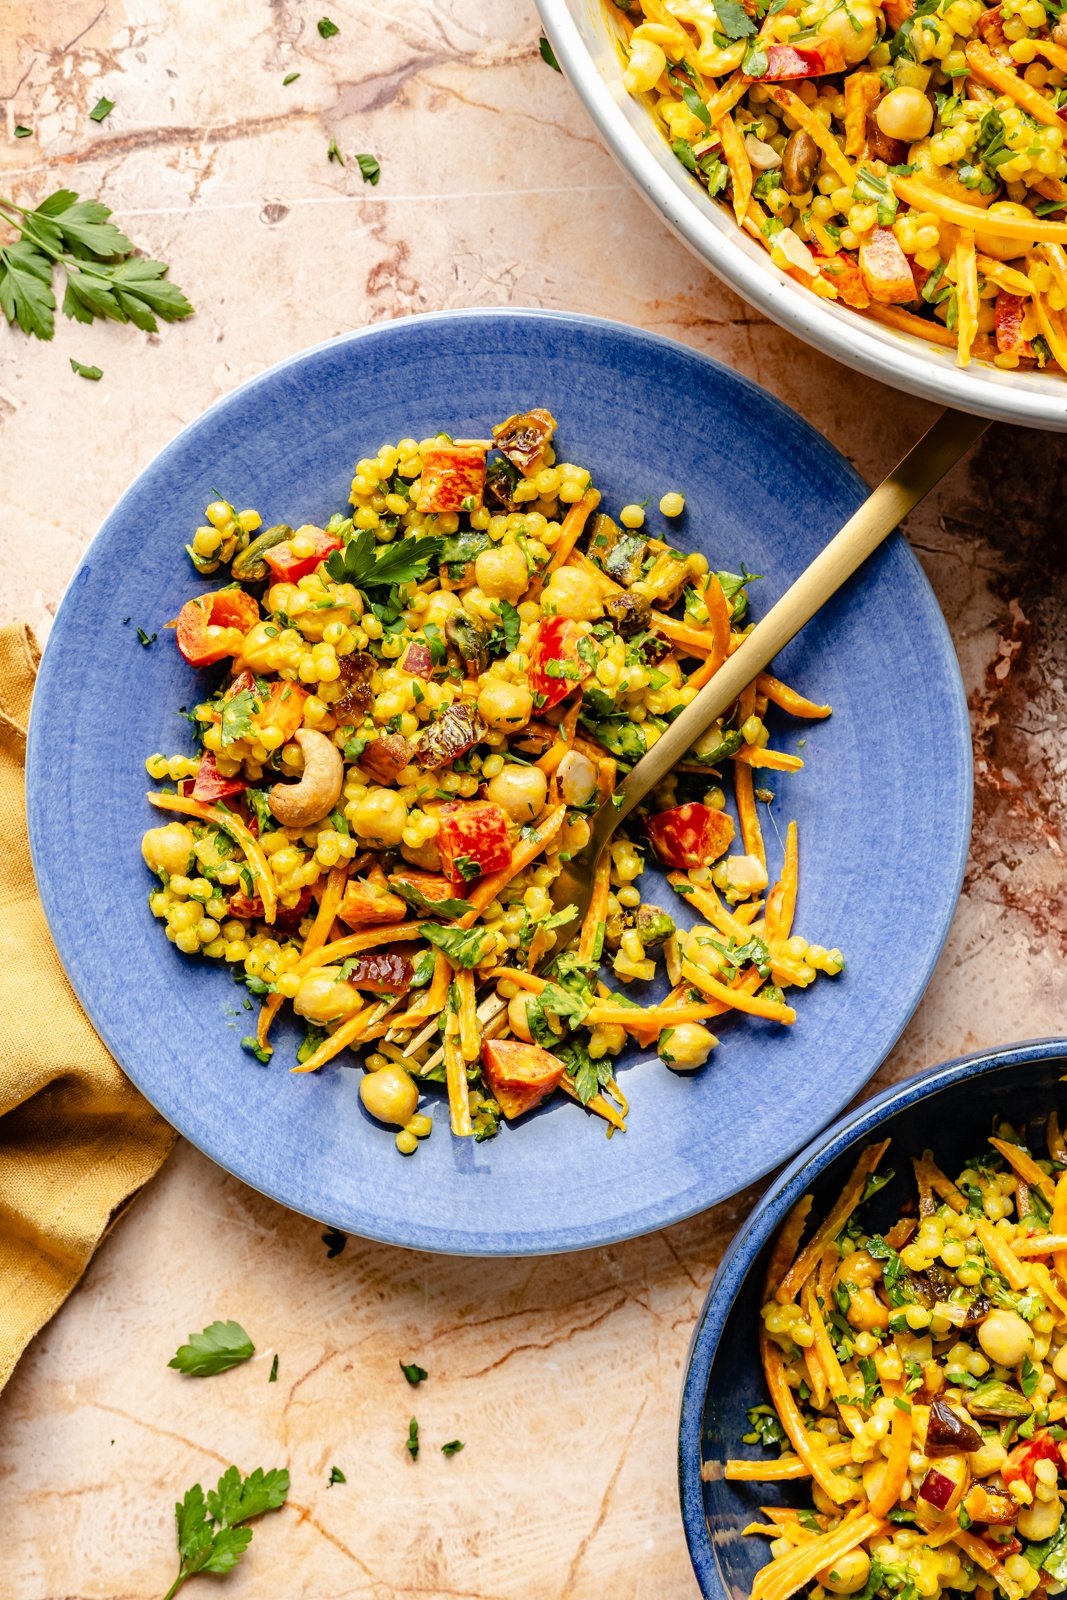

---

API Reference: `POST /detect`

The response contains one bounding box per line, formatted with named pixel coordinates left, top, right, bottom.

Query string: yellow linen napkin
left=0, top=623, right=175, bottom=1391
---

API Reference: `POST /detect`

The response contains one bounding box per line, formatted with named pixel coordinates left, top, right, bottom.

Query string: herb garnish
left=421, top=922, right=489, bottom=969
left=89, top=96, right=115, bottom=122
left=328, top=1465, right=346, bottom=1486
left=356, top=153, right=381, bottom=186
left=400, top=1360, right=428, bottom=1386
left=317, top=15, right=340, bottom=35
left=162, top=1466, right=289, bottom=1599
left=71, top=357, right=103, bottom=381
left=168, top=1320, right=255, bottom=1377
left=406, top=1418, right=420, bottom=1460
left=325, top=528, right=439, bottom=590
left=441, top=1440, right=465, bottom=1456
left=539, top=35, right=561, bottom=70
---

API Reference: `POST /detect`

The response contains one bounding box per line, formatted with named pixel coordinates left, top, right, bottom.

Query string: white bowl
left=537, top=0, right=1067, bottom=431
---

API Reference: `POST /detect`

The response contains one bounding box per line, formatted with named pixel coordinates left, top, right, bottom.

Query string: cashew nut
left=268, top=728, right=343, bottom=827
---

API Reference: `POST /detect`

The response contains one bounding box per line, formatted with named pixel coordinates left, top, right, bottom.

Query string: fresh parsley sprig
left=168, top=1319, right=255, bottom=1377
left=0, top=188, right=193, bottom=341
left=325, top=528, right=440, bottom=590
left=163, top=1465, right=289, bottom=1599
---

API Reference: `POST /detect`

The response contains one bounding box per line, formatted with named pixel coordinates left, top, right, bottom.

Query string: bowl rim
left=536, top=0, right=1067, bottom=433
left=677, top=1034, right=1067, bottom=1597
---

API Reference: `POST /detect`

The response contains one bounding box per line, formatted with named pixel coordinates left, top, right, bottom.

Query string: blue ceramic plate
left=678, top=1037, right=1067, bottom=1599
left=27, top=309, right=971, bottom=1256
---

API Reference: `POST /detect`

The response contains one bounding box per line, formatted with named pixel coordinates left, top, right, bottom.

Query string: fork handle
left=593, top=406, right=988, bottom=842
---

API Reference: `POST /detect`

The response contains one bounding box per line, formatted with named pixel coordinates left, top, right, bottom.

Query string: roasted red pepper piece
left=255, top=680, right=308, bottom=742
left=175, top=588, right=261, bottom=668
left=1002, top=1429, right=1062, bottom=1492
left=813, top=252, right=871, bottom=309
left=413, top=702, right=486, bottom=769
left=646, top=802, right=736, bottom=870
left=437, top=800, right=512, bottom=885
left=529, top=617, right=593, bottom=710
left=995, top=292, right=1033, bottom=356
left=228, top=886, right=312, bottom=932
left=415, top=446, right=487, bottom=514
left=261, top=527, right=342, bottom=584
left=858, top=226, right=918, bottom=305
left=191, top=750, right=247, bottom=803
left=481, top=1038, right=566, bottom=1119
left=338, top=877, right=409, bottom=927
left=755, top=39, right=846, bottom=79
left=360, top=733, right=413, bottom=785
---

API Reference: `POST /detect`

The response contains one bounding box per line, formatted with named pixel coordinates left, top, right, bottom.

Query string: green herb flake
left=327, top=1465, right=346, bottom=1486
left=317, top=15, right=340, bottom=36
left=405, top=1417, right=420, bottom=1461
left=539, top=35, right=562, bottom=70
left=14, top=125, right=32, bottom=139
left=400, top=1360, right=428, bottom=1386
left=168, top=1319, right=255, bottom=1377
left=356, top=153, right=381, bottom=186
left=327, top=138, right=344, bottom=165
left=164, top=1466, right=289, bottom=1599
left=441, top=1440, right=465, bottom=1456
left=268, top=1353, right=279, bottom=1383
left=70, top=356, right=103, bottom=381
left=136, top=626, right=157, bottom=647
left=241, top=1035, right=272, bottom=1064
left=89, top=97, right=115, bottom=123
left=282, top=71, right=301, bottom=84
left=715, top=0, right=757, bottom=37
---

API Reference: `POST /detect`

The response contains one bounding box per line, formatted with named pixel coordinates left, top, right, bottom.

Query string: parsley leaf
left=441, top=1440, right=465, bottom=1456
left=715, top=0, right=757, bottom=38
left=526, top=982, right=590, bottom=1048
left=136, top=626, right=156, bottom=647
left=400, top=1360, right=428, bottom=1386
left=14, top=125, right=32, bottom=138
left=317, top=15, right=340, bottom=35
left=496, top=598, right=521, bottom=653
left=164, top=1466, right=289, bottom=1598
left=406, top=1417, right=420, bottom=1460
left=268, top=1353, right=279, bottom=1383
left=539, top=35, right=562, bottom=70
left=327, top=1465, right=346, bottom=1486
left=168, top=1320, right=255, bottom=1377
left=356, top=153, right=381, bottom=185
left=325, top=528, right=439, bottom=590
left=327, top=138, right=344, bottom=165
left=742, top=39, right=768, bottom=75
left=220, top=688, right=258, bottom=746
left=89, top=96, right=115, bottom=122
left=70, top=356, right=102, bottom=381
left=392, top=881, right=470, bottom=919
left=421, top=922, right=489, bottom=969
left=742, top=1404, right=787, bottom=1449
left=282, top=71, right=301, bottom=84
left=1022, top=1354, right=1040, bottom=1398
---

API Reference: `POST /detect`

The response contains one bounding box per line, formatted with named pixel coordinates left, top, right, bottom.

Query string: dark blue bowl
left=679, top=1036, right=1067, bottom=1597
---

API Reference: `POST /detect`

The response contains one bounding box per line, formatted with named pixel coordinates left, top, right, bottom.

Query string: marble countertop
left=2, top=2, right=1065, bottom=1596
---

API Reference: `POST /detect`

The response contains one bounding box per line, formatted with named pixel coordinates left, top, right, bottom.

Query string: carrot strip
left=290, top=923, right=426, bottom=977
left=734, top=747, right=805, bottom=772
left=579, top=852, right=612, bottom=963
left=457, top=805, right=567, bottom=928
left=443, top=1008, right=473, bottom=1137
left=290, top=999, right=391, bottom=1074
left=756, top=1513, right=886, bottom=1600
left=1028, top=1261, right=1067, bottom=1321
left=586, top=1000, right=724, bottom=1027
left=527, top=489, right=600, bottom=599
left=648, top=611, right=716, bottom=656
left=802, top=1278, right=864, bottom=1438
left=965, top=40, right=1067, bottom=130
left=989, top=1137, right=1055, bottom=1205
left=893, top=174, right=1067, bottom=242
left=668, top=873, right=755, bottom=943
left=682, top=960, right=796, bottom=1023
left=258, top=862, right=350, bottom=1047
left=977, top=256, right=1034, bottom=296
left=776, top=1141, right=891, bottom=1302
left=954, top=1532, right=1024, bottom=1600
left=723, top=1441, right=854, bottom=1480
left=559, top=1074, right=627, bottom=1131
left=954, top=232, right=979, bottom=368
left=759, top=1334, right=853, bottom=1505
left=684, top=573, right=732, bottom=692
left=975, top=1217, right=1029, bottom=1289
left=766, top=821, right=799, bottom=945
left=1052, top=1169, right=1067, bottom=1286
left=734, top=760, right=765, bottom=869
left=147, top=791, right=277, bottom=923
left=871, top=1404, right=913, bottom=1515
left=803, top=1344, right=829, bottom=1410
left=718, top=111, right=753, bottom=228
left=455, top=967, right=480, bottom=1064
left=914, top=1152, right=969, bottom=1214
left=757, top=673, right=830, bottom=719
left=768, top=87, right=855, bottom=186
left=765, top=1195, right=814, bottom=1296
left=1032, top=293, right=1067, bottom=371
left=1013, top=1232, right=1067, bottom=1257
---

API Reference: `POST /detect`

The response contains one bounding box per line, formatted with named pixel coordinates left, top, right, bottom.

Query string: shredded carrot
left=757, top=673, right=831, bottom=719
left=454, top=967, right=480, bottom=1064
left=290, top=999, right=391, bottom=1074
left=559, top=1074, right=627, bottom=1131
left=1042, top=241, right=1067, bottom=302
left=734, top=746, right=805, bottom=772
left=289, top=923, right=426, bottom=978
left=871, top=1404, right=913, bottom=1515
left=775, top=1141, right=891, bottom=1303
left=735, top=760, right=765, bottom=869
left=1029, top=1261, right=1067, bottom=1320
left=1050, top=1112, right=1067, bottom=1166
left=1032, top=35, right=1067, bottom=73
left=1053, top=1168, right=1067, bottom=1285
left=668, top=873, right=754, bottom=944
left=701, top=68, right=750, bottom=123
left=802, top=1278, right=864, bottom=1438
left=975, top=1217, right=1029, bottom=1289
left=915, top=1152, right=969, bottom=1214
left=579, top=852, right=612, bottom=963
left=954, top=231, right=979, bottom=367
left=766, top=821, right=799, bottom=946
left=147, top=791, right=277, bottom=923
left=258, top=862, right=350, bottom=1047
left=764, top=1195, right=813, bottom=1296
left=989, top=1137, right=1055, bottom=1205
left=1032, top=292, right=1067, bottom=370
left=803, top=1344, right=828, bottom=1410
left=893, top=174, right=1067, bottom=242
left=457, top=805, right=567, bottom=928
left=723, top=1441, right=854, bottom=1480
left=755, top=1513, right=888, bottom=1600
left=965, top=40, right=1067, bottom=130
left=758, top=1334, right=853, bottom=1505
left=717, top=111, right=753, bottom=228
left=843, top=70, right=880, bottom=157
left=528, top=489, right=600, bottom=599
left=1013, top=1232, right=1067, bottom=1257
left=977, top=256, right=1034, bottom=296
left=443, top=1009, right=473, bottom=1137
left=682, top=960, right=796, bottom=1023
left=768, top=87, right=856, bottom=187
left=648, top=611, right=716, bottom=656
left=954, top=1532, right=1024, bottom=1600
left=586, top=1000, right=724, bottom=1028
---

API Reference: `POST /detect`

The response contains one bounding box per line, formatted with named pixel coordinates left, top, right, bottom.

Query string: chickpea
left=293, top=967, right=362, bottom=1024
left=359, top=1062, right=419, bottom=1126
left=543, top=566, right=604, bottom=622
left=820, top=0, right=878, bottom=61
left=477, top=678, right=534, bottom=731
left=1018, top=1494, right=1064, bottom=1542
left=875, top=86, right=934, bottom=143
left=142, top=823, right=196, bottom=878
left=819, top=1550, right=871, bottom=1596
left=487, top=763, right=548, bottom=823
left=474, top=543, right=529, bottom=603
left=348, top=787, right=408, bottom=847
left=659, top=1023, right=716, bottom=1070
left=974, top=201, right=1035, bottom=262
left=978, top=1308, right=1034, bottom=1368
left=508, top=991, right=536, bottom=1042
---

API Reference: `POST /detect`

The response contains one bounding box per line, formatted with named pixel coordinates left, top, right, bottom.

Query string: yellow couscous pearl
left=619, top=503, right=646, bottom=530
left=658, top=491, right=685, bottom=517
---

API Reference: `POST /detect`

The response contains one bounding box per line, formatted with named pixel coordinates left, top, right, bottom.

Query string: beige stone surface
left=1, top=2, right=1066, bottom=1596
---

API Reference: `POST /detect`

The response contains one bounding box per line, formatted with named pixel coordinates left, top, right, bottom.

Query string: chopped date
left=491, top=408, right=557, bottom=476
left=343, top=952, right=412, bottom=993
left=333, top=650, right=376, bottom=718
left=603, top=592, right=652, bottom=639
left=484, top=455, right=522, bottom=511
left=360, top=733, right=413, bottom=784
left=413, top=703, right=486, bottom=769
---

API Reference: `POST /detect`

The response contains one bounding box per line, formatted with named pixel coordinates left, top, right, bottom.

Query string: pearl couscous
left=142, top=408, right=840, bottom=1156
left=726, top=1118, right=1067, bottom=1600
left=613, top=0, right=1067, bottom=374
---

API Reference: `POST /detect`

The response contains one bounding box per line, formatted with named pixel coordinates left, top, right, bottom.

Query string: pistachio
left=781, top=128, right=820, bottom=196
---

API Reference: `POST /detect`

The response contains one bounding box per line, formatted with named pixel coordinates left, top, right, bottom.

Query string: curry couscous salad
left=141, top=409, right=842, bottom=1155
left=610, top=0, right=1067, bottom=372
left=724, top=1122, right=1067, bottom=1600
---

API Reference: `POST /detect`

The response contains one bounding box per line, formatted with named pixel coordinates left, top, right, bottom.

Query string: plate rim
left=535, top=0, right=1067, bottom=433
left=676, top=1035, right=1067, bottom=1596
left=27, top=306, right=973, bottom=1256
